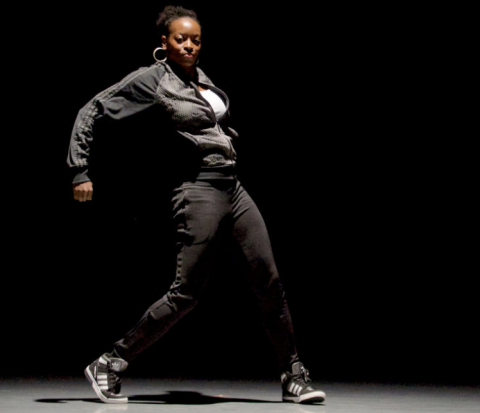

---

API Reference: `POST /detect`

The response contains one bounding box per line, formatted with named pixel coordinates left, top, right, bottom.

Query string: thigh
left=170, top=181, right=229, bottom=296
left=230, top=183, right=279, bottom=289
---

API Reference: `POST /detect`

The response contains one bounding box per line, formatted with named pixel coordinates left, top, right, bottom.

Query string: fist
left=73, top=181, right=93, bottom=202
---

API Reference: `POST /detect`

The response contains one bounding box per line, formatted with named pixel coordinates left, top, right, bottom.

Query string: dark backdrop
left=3, top=2, right=476, bottom=386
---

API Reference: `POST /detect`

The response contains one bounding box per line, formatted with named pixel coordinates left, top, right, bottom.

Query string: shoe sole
left=283, top=391, right=326, bottom=404
left=84, top=366, right=128, bottom=404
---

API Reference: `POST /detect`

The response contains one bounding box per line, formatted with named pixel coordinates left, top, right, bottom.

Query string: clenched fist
left=73, top=181, right=93, bottom=202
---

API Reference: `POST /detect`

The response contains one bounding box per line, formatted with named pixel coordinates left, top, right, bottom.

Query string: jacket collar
left=164, top=60, right=230, bottom=122
left=165, top=60, right=199, bottom=84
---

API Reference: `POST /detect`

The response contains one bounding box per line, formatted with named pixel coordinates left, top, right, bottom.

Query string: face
left=162, top=17, right=201, bottom=70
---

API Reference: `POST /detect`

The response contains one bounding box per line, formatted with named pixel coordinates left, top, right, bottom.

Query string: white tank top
left=200, top=89, right=227, bottom=120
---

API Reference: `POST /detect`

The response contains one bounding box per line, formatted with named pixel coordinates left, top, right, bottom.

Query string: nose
left=184, top=39, right=193, bottom=51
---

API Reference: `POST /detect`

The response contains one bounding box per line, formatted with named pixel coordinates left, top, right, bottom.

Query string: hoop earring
left=153, top=47, right=166, bottom=62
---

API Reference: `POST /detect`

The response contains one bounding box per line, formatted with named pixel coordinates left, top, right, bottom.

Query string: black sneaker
left=281, top=362, right=326, bottom=404
left=84, top=353, right=129, bottom=404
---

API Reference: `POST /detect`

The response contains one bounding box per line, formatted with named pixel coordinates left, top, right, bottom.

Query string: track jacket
left=67, top=60, right=239, bottom=184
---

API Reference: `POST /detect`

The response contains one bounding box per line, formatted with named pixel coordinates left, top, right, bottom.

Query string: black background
left=3, top=2, right=476, bottom=386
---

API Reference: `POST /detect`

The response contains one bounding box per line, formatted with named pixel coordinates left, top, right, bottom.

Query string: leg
left=114, top=181, right=229, bottom=361
left=230, top=182, right=326, bottom=404
left=230, top=182, right=299, bottom=372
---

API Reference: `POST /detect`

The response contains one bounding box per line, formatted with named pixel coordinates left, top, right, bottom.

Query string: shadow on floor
left=36, top=390, right=281, bottom=405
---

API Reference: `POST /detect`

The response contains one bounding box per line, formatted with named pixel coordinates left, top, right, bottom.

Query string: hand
left=73, top=181, right=93, bottom=202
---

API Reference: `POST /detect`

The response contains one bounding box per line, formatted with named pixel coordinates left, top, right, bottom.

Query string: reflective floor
left=1, top=377, right=478, bottom=413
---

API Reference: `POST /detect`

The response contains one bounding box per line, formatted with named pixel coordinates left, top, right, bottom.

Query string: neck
left=167, top=60, right=198, bottom=82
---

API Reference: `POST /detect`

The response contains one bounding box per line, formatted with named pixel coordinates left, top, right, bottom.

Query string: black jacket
left=67, top=60, right=239, bottom=184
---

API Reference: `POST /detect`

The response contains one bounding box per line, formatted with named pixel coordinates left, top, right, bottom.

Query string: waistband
left=196, top=165, right=237, bottom=181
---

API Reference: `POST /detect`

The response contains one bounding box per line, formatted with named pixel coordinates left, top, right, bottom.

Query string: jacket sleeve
left=67, top=64, right=163, bottom=183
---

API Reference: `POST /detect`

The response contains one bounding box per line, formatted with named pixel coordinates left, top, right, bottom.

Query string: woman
left=69, top=6, right=325, bottom=405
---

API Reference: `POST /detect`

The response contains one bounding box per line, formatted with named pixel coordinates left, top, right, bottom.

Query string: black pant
left=114, top=169, right=299, bottom=371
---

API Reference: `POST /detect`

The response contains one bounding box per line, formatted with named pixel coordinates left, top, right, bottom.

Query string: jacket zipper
left=194, top=81, right=235, bottom=159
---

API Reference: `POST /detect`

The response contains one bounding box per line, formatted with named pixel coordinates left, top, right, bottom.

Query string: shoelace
left=292, top=366, right=312, bottom=386
left=301, top=366, right=312, bottom=383
left=108, top=371, right=123, bottom=392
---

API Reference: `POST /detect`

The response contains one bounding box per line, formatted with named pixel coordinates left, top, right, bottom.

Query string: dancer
left=68, top=5, right=325, bottom=405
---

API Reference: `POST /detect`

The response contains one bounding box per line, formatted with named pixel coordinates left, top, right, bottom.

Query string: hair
left=156, top=5, right=200, bottom=38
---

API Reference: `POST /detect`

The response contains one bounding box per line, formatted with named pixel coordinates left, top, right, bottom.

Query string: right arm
left=67, top=63, right=165, bottom=200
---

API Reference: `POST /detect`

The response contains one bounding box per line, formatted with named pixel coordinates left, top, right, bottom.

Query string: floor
left=1, top=377, right=478, bottom=413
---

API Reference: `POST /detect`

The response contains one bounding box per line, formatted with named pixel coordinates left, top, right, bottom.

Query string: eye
left=193, top=39, right=201, bottom=46
left=175, top=36, right=183, bottom=43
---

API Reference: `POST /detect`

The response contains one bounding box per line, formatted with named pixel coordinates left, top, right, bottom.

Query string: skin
left=161, top=17, right=202, bottom=78
left=73, top=16, right=204, bottom=202
left=73, top=180, right=93, bottom=202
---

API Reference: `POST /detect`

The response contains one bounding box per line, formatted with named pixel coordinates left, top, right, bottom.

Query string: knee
left=146, top=290, right=200, bottom=321
left=250, top=264, right=282, bottom=294
left=167, top=288, right=201, bottom=315
left=254, top=275, right=287, bottom=311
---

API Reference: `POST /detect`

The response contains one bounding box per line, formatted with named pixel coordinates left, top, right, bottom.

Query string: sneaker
left=281, top=362, right=326, bottom=404
left=84, top=353, right=129, bottom=404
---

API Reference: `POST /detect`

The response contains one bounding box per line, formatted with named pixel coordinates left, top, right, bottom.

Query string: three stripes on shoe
left=96, top=356, right=110, bottom=391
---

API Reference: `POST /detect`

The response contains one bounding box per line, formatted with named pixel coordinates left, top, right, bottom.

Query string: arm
left=67, top=64, right=165, bottom=200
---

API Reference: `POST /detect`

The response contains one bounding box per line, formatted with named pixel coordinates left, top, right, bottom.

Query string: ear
left=161, top=35, right=167, bottom=48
